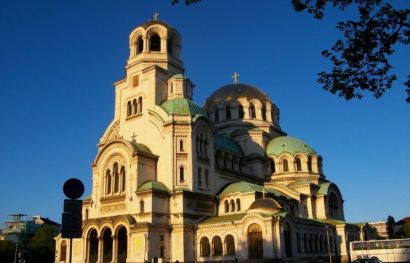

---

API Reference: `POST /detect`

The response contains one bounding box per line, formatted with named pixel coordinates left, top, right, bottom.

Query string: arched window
left=199, top=134, right=203, bottom=154
left=60, top=240, right=67, bottom=261
left=270, top=159, right=276, bottom=174
left=238, top=104, right=244, bottom=119
left=106, top=170, right=111, bottom=194
left=296, top=232, right=302, bottom=253
left=283, top=159, right=289, bottom=172
left=231, top=157, right=235, bottom=170
left=225, top=105, right=231, bottom=120
left=136, top=36, right=143, bottom=54
left=295, top=158, right=302, bottom=171
left=212, top=236, right=223, bottom=256
left=320, top=235, right=324, bottom=252
left=224, top=235, right=235, bottom=255
left=214, top=108, right=219, bottom=122
left=120, top=166, right=126, bottom=192
left=224, top=200, right=229, bottom=213
left=113, top=163, right=119, bottom=193
left=167, top=37, right=173, bottom=54
left=223, top=154, right=228, bottom=168
left=138, top=97, right=143, bottom=113
left=133, top=99, right=137, bottom=115
left=102, top=228, right=113, bottom=262
left=170, top=83, right=173, bottom=94
left=310, top=234, right=315, bottom=253
left=196, top=136, right=200, bottom=154
left=249, top=104, right=256, bottom=119
left=284, top=223, right=292, bottom=257
left=261, top=105, right=266, bottom=121
left=179, top=140, right=184, bottom=152
left=179, top=166, right=185, bottom=182
left=307, top=156, right=313, bottom=172
left=248, top=224, right=263, bottom=259
left=318, top=156, right=323, bottom=174
left=304, top=233, right=309, bottom=253
left=117, top=226, right=127, bottom=263
left=127, top=101, right=132, bottom=117
left=150, top=34, right=161, bottom=51
left=230, top=200, right=235, bottom=212
left=200, top=237, right=210, bottom=257
left=198, top=167, right=202, bottom=187
left=140, top=200, right=144, bottom=214
left=315, top=234, right=319, bottom=253
left=205, top=169, right=209, bottom=187
left=329, top=192, right=341, bottom=218
left=236, top=199, right=241, bottom=211
left=87, top=229, right=98, bottom=263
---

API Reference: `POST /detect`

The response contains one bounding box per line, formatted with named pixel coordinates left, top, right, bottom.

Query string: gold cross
left=153, top=12, right=159, bottom=21
left=232, top=72, right=239, bottom=84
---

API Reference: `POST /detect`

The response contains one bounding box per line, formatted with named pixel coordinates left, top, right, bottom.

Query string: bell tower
left=126, top=14, right=184, bottom=75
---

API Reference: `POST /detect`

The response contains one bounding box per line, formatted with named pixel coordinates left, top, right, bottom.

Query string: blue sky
left=0, top=0, right=409, bottom=225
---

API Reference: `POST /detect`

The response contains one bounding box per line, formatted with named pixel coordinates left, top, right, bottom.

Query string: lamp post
left=325, top=225, right=332, bottom=263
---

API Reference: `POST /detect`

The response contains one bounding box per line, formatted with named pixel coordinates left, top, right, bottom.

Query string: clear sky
left=0, top=0, right=409, bottom=225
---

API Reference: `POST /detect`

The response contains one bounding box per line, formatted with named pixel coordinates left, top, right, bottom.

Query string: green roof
left=132, top=142, right=153, bottom=155
left=316, top=182, right=332, bottom=196
left=287, top=178, right=312, bottom=188
left=160, top=98, right=206, bottom=117
left=137, top=181, right=170, bottom=193
left=219, top=181, right=289, bottom=199
left=266, top=136, right=316, bottom=157
left=200, top=213, right=246, bottom=225
left=214, top=135, right=244, bottom=156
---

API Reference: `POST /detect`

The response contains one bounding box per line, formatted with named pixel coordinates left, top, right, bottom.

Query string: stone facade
left=55, top=18, right=360, bottom=263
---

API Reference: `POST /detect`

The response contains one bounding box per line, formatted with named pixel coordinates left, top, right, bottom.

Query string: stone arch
left=199, top=236, right=210, bottom=257
left=224, top=234, right=235, bottom=255
left=248, top=223, right=263, bottom=259
left=212, top=235, right=223, bottom=256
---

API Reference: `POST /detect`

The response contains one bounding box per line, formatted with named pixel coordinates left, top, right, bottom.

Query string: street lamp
left=325, top=225, right=332, bottom=263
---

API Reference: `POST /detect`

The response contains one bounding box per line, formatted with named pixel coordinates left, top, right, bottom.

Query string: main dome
left=204, top=83, right=271, bottom=108
left=266, top=136, right=316, bottom=157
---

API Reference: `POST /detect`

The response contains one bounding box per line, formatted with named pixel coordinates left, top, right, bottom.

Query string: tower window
left=225, top=105, right=231, bottom=120
left=238, top=104, right=244, bottom=119
left=136, top=36, right=143, bottom=54
left=120, top=166, right=126, bottom=192
left=170, top=83, right=173, bottom=94
left=198, top=167, right=202, bottom=187
left=249, top=104, right=256, bottom=119
left=179, top=166, right=185, bottom=182
left=140, top=200, right=145, bottom=214
left=133, top=75, right=139, bottom=87
left=295, top=158, right=302, bottom=171
left=133, top=99, right=137, bottom=115
left=261, top=105, right=266, bottom=120
left=236, top=198, right=241, bottom=211
left=283, top=159, right=289, bottom=172
left=179, top=140, right=184, bottom=152
left=138, top=97, right=143, bottom=113
left=307, top=156, right=313, bottom=172
left=270, top=159, right=275, bottom=174
left=150, top=34, right=161, bottom=52
left=224, top=200, right=229, bottom=213
left=127, top=102, right=132, bottom=117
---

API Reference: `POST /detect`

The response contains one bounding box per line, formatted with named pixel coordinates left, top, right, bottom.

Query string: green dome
left=266, top=136, right=316, bottom=157
left=161, top=98, right=206, bottom=117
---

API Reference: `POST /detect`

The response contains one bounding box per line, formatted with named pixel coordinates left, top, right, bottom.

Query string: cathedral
left=55, top=17, right=361, bottom=263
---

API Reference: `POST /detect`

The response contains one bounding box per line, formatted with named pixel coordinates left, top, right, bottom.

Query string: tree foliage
left=172, top=0, right=410, bottom=102
left=0, top=240, right=15, bottom=263
left=26, top=225, right=56, bottom=263
left=387, top=215, right=395, bottom=238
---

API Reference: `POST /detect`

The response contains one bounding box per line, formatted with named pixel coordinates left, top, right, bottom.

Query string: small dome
left=160, top=98, right=206, bottom=117
left=205, top=83, right=271, bottom=108
left=249, top=198, right=282, bottom=212
left=266, top=136, right=316, bottom=157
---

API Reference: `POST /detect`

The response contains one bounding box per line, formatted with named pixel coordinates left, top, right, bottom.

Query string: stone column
left=97, top=236, right=103, bottom=263
left=111, top=235, right=117, bottom=263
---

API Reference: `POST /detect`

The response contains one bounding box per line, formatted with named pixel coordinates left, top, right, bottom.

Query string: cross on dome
left=232, top=72, right=240, bottom=84
left=153, top=12, right=159, bottom=21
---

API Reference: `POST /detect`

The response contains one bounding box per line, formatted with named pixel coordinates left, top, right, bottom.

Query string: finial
left=153, top=12, right=159, bottom=21
left=232, top=72, right=239, bottom=84
left=131, top=132, right=137, bottom=143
